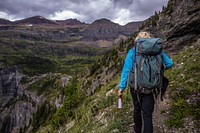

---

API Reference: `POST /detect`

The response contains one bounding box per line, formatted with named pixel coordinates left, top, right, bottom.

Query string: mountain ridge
left=0, top=15, right=142, bottom=27
left=0, top=16, right=142, bottom=48
left=13, top=15, right=59, bottom=25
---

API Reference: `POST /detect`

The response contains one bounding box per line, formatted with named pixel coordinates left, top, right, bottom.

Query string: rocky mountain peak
left=91, top=18, right=119, bottom=26
left=56, top=18, right=85, bottom=25
left=14, top=15, right=59, bottom=25
left=0, top=18, right=12, bottom=25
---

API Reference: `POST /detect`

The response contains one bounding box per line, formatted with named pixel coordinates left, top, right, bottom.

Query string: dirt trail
left=153, top=98, right=171, bottom=133
left=153, top=94, right=200, bottom=133
left=127, top=93, right=200, bottom=133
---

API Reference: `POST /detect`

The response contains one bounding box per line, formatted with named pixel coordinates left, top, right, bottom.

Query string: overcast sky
left=0, top=0, right=169, bottom=25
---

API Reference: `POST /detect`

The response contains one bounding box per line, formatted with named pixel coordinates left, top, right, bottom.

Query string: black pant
left=130, top=89, right=155, bottom=133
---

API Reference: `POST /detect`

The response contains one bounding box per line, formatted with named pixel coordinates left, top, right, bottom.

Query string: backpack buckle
left=138, top=88, right=152, bottom=94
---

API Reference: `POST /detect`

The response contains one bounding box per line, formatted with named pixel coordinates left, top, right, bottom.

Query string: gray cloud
left=0, top=0, right=169, bottom=25
left=112, top=0, right=134, bottom=8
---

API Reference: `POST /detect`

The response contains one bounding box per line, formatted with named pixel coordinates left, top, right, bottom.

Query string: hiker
left=118, top=31, right=173, bottom=133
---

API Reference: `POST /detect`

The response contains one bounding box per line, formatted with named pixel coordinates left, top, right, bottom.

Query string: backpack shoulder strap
left=133, top=47, right=137, bottom=91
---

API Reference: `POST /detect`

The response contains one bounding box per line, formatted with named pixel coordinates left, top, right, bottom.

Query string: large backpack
left=128, top=38, right=163, bottom=94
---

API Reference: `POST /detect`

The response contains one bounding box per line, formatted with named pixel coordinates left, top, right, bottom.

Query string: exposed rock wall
left=0, top=66, right=69, bottom=133
left=0, top=67, right=38, bottom=133
left=0, top=67, right=19, bottom=107
left=0, top=67, right=29, bottom=132
left=142, top=0, right=200, bottom=52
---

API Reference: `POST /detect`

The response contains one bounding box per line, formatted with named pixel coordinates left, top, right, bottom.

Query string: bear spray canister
left=118, top=96, right=122, bottom=109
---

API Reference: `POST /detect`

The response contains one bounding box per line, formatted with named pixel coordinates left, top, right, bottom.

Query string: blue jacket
left=119, top=49, right=173, bottom=91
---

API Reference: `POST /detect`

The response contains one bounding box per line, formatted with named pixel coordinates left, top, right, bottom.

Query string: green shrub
left=50, top=77, right=86, bottom=129
left=27, top=75, right=58, bottom=95
left=32, top=102, right=56, bottom=132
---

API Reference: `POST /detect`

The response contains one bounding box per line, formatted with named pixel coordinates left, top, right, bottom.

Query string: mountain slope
left=1, top=0, right=199, bottom=132
left=14, top=15, right=59, bottom=25
left=56, top=19, right=86, bottom=26
left=0, top=17, right=141, bottom=48
left=140, top=0, right=200, bottom=52
left=37, top=37, right=200, bottom=133
left=0, top=18, right=12, bottom=25
left=0, top=16, right=141, bottom=133
left=41, top=0, right=200, bottom=132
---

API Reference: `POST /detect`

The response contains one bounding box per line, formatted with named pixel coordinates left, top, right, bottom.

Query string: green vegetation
left=2, top=18, right=200, bottom=132
left=32, top=102, right=56, bottom=132
left=35, top=37, right=132, bottom=132
left=27, top=74, right=60, bottom=96
left=165, top=42, right=200, bottom=128
left=1, top=53, right=98, bottom=76
left=47, top=39, right=200, bottom=132
left=2, top=54, right=56, bottom=75
left=50, top=77, right=86, bottom=129
left=139, top=10, right=160, bottom=28
left=0, top=37, right=104, bottom=75
left=163, top=2, right=173, bottom=15
left=57, top=76, right=133, bottom=133
left=149, top=11, right=160, bottom=26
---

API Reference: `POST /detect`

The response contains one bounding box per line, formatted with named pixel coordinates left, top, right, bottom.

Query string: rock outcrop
left=0, top=66, right=71, bottom=132
left=0, top=67, right=42, bottom=133
left=0, top=67, right=33, bottom=133
left=142, top=0, right=200, bottom=52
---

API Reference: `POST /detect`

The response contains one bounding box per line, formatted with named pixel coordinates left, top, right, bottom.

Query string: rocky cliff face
left=0, top=67, right=19, bottom=106
left=0, top=65, right=70, bottom=133
left=0, top=67, right=45, bottom=133
left=0, top=67, right=34, bottom=133
left=141, top=0, right=200, bottom=52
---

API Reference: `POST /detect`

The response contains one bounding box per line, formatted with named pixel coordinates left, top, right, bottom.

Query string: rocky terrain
left=0, top=0, right=199, bottom=132
left=0, top=19, right=12, bottom=25
left=141, top=0, right=200, bottom=52
left=0, top=16, right=142, bottom=48
left=57, top=0, right=200, bottom=132
left=0, top=14, right=141, bottom=133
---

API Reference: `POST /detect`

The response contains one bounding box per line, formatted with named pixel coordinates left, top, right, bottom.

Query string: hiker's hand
left=118, top=90, right=123, bottom=97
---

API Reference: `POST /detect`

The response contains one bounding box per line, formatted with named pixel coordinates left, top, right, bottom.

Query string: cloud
left=113, top=9, right=132, bottom=25
left=0, top=11, right=22, bottom=21
left=0, top=0, right=169, bottom=25
left=49, top=10, right=85, bottom=20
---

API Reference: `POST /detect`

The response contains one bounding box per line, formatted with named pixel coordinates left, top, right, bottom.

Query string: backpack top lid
left=136, top=38, right=162, bottom=55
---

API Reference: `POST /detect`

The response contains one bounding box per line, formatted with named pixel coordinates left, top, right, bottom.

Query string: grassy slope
left=165, top=41, right=200, bottom=128
left=68, top=41, right=200, bottom=133
left=37, top=75, right=134, bottom=133
left=36, top=38, right=134, bottom=133
left=45, top=40, right=200, bottom=132
left=7, top=33, right=198, bottom=132
left=2, top=26, right=199, bottom=132
left=67, top=76, right=133, bottom=133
